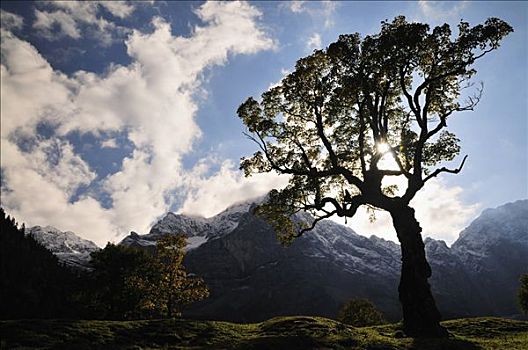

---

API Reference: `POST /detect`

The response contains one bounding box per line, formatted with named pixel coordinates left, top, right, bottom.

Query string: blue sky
left=1, top=1, right=526, bottom=246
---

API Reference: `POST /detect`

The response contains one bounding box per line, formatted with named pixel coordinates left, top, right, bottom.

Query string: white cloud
left=285, top=1, right=337, bottom=29
left=98, top=1, right=135, bottom=18
left=33, top=9, right=81, bottom=39
left=0, top=10, right=24, bottom=31
left=1, top=1, right=275, bottom=246
left=267, top=68, right=291, bottom=90
left=307, top=33, right=322, bottom=51
left=180, top=160, right=289, bottom=218
left=32, top=1, right=136, bottom=45
left=101, top=138, right=118, bottom=148
left=289, top=1, right=306, bottom=14
left=0, top=30, right=73, bottom=139
left=418, top=1, right=469, bottom=21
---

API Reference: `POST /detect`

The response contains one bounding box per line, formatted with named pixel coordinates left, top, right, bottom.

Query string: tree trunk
left=167, top=294, right=173, bottom=318
left=390, top=205, right=448, bottom=338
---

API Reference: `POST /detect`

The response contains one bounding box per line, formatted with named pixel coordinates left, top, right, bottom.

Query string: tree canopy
left=238, top=16, right=512, bottom=337
left=89, top=234, right=209, bottom=320
left=238, top=16, right=512, bottom=243
left=337, top=298, right=385, bottom=327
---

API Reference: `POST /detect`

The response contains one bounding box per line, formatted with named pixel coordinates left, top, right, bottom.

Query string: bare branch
left=357, top=99, right=368, bottom=174
left=399, top=66, right=422, bottom=127
left=299, top=210, right=337, bottom=234
left=423, top=155, right=468, bottom=183
left=343, top=194, right=364, bottom=217
left=314, top=103, right=365, bottom=189
left=387, top=147, right=412, bottom=178
left=378, top=169, right=405, bottom=176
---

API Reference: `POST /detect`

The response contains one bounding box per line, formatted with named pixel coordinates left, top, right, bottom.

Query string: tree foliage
left=88, top=234, right=209, bottom=320
left=519, top=273, right=528, bottom=314
left=154, top=235, right=210, bottom=318
left=237, top=16, right=512, bottom=242
left=337, top=298, right=385, bottom=327
left=88, top=243, right=158, bottom=319
left=0, top=208, right=209, bottom=320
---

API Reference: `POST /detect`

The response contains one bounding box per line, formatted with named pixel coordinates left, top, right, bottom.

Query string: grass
left=1, top=316, right=527, bottom=350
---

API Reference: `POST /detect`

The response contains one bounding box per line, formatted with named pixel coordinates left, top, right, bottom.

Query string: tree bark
left=390, top=204, right=448, bottom=337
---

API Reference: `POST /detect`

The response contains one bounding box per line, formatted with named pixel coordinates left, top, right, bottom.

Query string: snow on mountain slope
left=299, top=217, right=401, bottom=277
left=26, top=225, right=99, bottom=269
left=121, top=198, right=256, bottom=250
left=453, top=199, right=528, bottom=251
left=28, top=196, right=527, bottom=319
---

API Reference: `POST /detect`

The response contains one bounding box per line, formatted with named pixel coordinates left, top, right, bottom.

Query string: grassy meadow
left=1, top=316, right=527, bottom=350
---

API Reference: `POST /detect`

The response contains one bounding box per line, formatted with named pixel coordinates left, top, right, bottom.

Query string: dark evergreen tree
left=0, top=208, right=78, bottom=319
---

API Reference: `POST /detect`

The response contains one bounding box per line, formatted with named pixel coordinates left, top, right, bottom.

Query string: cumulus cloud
left=0, top=10, right=24, bottom=31
left=1, top=1, right=478, bottom=248
left=1, top=1, right=275, bottom=246
left=32, top=1, right=136, bottom=45
left=101, top=138, right=118, bottom=149
left=417, top=1, right=469, bottom=21
left=180, top=160, right=289, bottom=218
left=285, top=1, right=337, bottom=28
left=307, top=33, right=322, bottom=51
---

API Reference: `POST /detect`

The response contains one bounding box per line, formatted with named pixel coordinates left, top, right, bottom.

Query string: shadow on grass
left=411, top=336, right=482, bottom=350
left=236, top=335, right=329, bottom=350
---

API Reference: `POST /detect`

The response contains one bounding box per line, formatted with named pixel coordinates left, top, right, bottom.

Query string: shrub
left=337, top=298, right=385, bottom=327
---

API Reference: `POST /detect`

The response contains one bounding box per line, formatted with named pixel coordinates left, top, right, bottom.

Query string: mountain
left=121, top=200, right=255, bottom=251
left=26, top=226, right=99, bottom=270
left=118, top=199, right=528, bottom=322
left=450, top=200, right=528, bottom=317
left=34, top=199, right=527, bottom=321
left=182, top=211, right=405, bottom=321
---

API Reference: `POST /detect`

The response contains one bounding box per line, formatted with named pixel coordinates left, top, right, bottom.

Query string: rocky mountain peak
left=453, top=199, right=528, bottom=250
left=26, top=225, right=99, bottom=269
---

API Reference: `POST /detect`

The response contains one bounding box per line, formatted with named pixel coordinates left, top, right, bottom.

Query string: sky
left=1, top=1, right=526, bottom=247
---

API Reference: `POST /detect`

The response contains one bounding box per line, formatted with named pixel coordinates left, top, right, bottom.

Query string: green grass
left=1, top=316, right=527, bottom=349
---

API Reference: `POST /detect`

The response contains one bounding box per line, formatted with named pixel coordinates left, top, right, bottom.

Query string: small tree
left=89, top=243, right=158, bottom=319
left=89, top=237, right=209, bottom=319
left=237, top=16, right=512, bottom=337
left=337, top=298, right=385, bottom=327
left=519, top=273, right=528, bottom=314
left=154, top=234, right=209, bottom=318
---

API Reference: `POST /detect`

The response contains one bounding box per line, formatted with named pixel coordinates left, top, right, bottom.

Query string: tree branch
left=399, top=66, right=422, bottom=127
left=423, top=155, right=468, bottom=183
left=299, top=210, right=338, bottom=234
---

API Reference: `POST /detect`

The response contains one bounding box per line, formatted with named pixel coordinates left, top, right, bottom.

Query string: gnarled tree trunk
left=390, top=204, right=448, bottom=337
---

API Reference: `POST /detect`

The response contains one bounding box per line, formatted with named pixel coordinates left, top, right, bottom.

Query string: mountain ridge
left=29, top=199, right=528, bottom=320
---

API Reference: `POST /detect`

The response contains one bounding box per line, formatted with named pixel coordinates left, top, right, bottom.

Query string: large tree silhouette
left=237, top=16, right=512, bottom=337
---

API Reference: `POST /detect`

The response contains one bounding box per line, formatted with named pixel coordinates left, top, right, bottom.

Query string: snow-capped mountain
left=121, top=199, right=256, bottom=250
left=26, top=225, right=99, bottom=269
left=121, top=198, right=528, bottom=321
left=449, top=199, right=528, bottom=317
left=34, top=198, right=527, bottom=321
